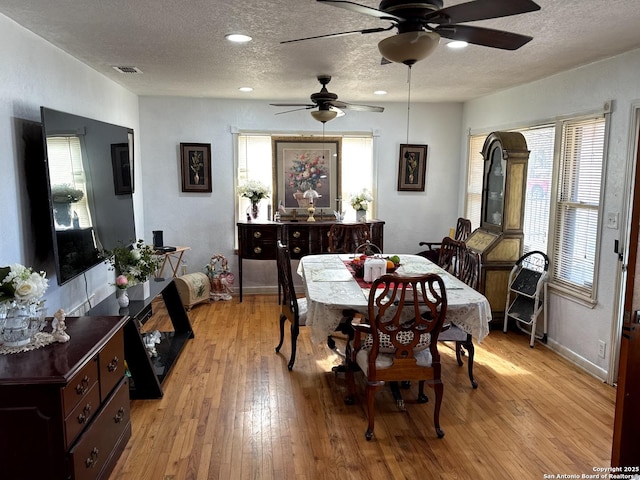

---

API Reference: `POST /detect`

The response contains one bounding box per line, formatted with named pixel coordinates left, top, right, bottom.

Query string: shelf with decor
left=87, top=278, right=194, bottom=399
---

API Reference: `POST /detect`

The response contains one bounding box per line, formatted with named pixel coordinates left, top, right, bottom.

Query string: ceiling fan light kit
left=378, top=31, right=440, bottom=65
left=311, top=109, right=339, bottom=123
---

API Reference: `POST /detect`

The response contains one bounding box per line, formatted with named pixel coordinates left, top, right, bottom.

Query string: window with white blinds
left=236, top=134, right=374, bottom=223
left=465, top=114, right=606, bottom=300
left=552, top=117, right=605, bottom=297
left=46, top=136, right=92, bottom=227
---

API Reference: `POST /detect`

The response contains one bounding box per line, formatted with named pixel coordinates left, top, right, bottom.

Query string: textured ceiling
left=2, top=0, right=640, bottom=104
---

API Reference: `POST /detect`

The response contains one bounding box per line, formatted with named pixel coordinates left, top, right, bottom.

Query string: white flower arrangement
left=0, top=264, right=49, bottom=307
left=350, top=189, right=374, bottom=211
left=237, top=180, right=271, bottom=203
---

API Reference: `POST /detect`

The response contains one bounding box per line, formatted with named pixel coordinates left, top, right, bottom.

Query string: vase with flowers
left=350, top=189, right=374, bottom=222
left=101, top=239, right=160, bottom=300
left=115, top=274, right=129, bottom=307
left=237, top=180, right=271, bottom=219
left=0, top=263, right=49, bottom=347
left=287, top=152, right=329, bottom=207
left=51, top=183, right=84, bottom=228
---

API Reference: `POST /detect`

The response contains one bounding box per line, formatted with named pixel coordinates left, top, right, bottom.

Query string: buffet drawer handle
left=107, top=356, right=119, bottom=372
left=293, top=231, right=301, bottom=238
left=75, top=375, right=90, bottom=395
left=293, top=247, right=301, bottom=254
left=85, top=448, right=99, bottom=468
left=253, top=246, right=262, bottom=254
left=253, top=231, right=262, bottom=239
left=77, top=403, right=93, bottom=424
left=114, top=407, right=125, bottom=423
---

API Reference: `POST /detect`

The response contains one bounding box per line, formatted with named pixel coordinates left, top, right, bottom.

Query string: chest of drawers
left=0, top=315, right=130, bottom=480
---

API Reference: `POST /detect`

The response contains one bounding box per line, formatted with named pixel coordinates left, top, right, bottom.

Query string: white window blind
left=465, top=134, right=486, bottom=230
left=552, top=117, right=605, bottom=297
left=46, top=136, right=92, bottom=227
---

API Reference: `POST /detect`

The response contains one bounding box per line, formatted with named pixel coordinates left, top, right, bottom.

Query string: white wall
left=138, top=97, right=463, bottom=292
left=463, top=48, right=640, bottom=378
left=0, top=14, right=140, bottom=313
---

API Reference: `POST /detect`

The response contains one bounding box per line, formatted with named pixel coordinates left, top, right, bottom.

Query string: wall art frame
left=272, top=136, right=341, bottom=215
left=397, top=143, right=428, bottom=192
left=111, top=140, right=134, bottom=195
left=180, top=142, right=212, bottom=193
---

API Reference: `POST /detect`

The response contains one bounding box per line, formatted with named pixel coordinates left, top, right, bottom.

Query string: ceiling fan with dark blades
left=282, top=0, right=541, bottom=65
left=270, top=75, right=384, bottom=123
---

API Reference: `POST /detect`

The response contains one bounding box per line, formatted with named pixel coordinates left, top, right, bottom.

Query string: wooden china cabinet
left=466, top=131, right=529, bottom=321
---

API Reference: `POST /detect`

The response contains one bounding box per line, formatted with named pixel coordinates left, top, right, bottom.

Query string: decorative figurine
left=51, top=308, right=70, bottom=343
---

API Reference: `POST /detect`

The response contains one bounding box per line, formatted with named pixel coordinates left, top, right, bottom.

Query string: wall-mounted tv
left=40, top=107, right=136, bottom=285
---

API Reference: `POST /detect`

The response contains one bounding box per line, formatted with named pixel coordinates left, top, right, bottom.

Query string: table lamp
left=303, top=189, right=320, bottom=222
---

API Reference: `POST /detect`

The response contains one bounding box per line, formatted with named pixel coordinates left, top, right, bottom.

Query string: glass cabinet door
left=483, top=144, right=506, bottom=227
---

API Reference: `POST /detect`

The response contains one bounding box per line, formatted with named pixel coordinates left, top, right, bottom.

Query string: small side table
left=156, top=246, right=190, bottom=278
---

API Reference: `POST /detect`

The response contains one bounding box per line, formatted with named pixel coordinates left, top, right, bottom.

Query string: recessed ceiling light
left=374, top=90, right=387, bottom=95
left=239, top=87, right=253, bottom=92
left=447, top=41, right=468, bottom=49
left=225, top=33, right=252, bottom=43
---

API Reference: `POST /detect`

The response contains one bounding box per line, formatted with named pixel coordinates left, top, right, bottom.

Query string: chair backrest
left=276, top=241, right=300, bottom=320
left=366, top=273, right=448, bottom=374
left=454, top=217, right=472, bottom=242
left=437, top=237, right=466, bottom=276
left=457, top=247, right=481, bottom=291
left=328, top=223, right=370, bottom=253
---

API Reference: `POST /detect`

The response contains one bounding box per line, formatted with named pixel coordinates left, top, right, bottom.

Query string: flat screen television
left=40, top=107, right=136, bottom=285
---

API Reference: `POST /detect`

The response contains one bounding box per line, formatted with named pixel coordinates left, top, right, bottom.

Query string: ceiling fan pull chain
left=406, top=65, right=412, bottom=144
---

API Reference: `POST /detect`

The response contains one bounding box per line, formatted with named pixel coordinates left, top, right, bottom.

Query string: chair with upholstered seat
left=275, top=240, right=307, bottom=370
left=345, top=273, right=448, bottom=441
left=417, top=217, right=472, bottom=263
left=438, top=247, right=481, bottom=388
left=328, top=223, right=370, bottom=254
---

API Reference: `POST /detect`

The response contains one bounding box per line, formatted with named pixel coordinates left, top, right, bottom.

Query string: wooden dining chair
left=328, top=223, right=370, bottom=254
left=417, top=217, right=472, bottom=263
left=275, top=241, right=307, bottom=370
left=437, top=237, right=467, bottom=277
left=345, top=273, right=448, bottom=441
left=438, top=247, right=482, bottom=388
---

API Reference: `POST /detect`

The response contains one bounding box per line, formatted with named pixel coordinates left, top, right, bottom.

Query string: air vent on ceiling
left=112, top=66, right=143, bottom=74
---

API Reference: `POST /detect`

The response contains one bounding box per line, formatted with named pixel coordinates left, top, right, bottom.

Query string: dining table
left=297, top=253, right=492, bottom=346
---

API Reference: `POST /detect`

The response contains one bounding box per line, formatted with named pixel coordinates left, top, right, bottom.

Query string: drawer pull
left=293, top=231, right=301, bottom=238
left=107, top=356, right=119, bottom=372
left=114, top=407, right=126, bottom=424
left=75, top=375, right=90, bottom=396
left=253, top=231, right=262, bottom=239
left=85, top=447, right=99, bottom=469
left=77, top=403, right=93, bottom=424
left=293, top=247, right=301, bottom=254
left=253, top=246, right=262, bottom=254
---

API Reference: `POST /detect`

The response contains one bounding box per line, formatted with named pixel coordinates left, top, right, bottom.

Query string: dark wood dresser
left=237, top=219, right=384, bottom=301
left=0, top=315, right=130, bottom=480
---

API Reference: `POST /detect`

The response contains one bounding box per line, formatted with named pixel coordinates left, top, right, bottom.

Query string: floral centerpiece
left=237, top=180, right=271, bottom=219
left=350, top=189, right=374, bottom=222
left=287, top=152, right=328, bottom=192
left=1, top=264, right=49, bottom=347
left=51, top=184, right=84, bottom=227
left=101, top=239, right=160, bottom=284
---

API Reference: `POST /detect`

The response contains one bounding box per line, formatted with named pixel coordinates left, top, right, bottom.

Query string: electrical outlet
left=606, top=212, right=619, bottom=229
left=598, top=340, right=606, bottom=358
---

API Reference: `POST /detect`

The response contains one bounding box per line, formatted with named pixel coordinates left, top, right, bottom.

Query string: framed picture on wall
left=111, top=142, right=133, bottom=195
left=397, top=144, right=428, bottom=191
left=180, top=143, right=212, bottom=193
left=272, top=136, right=341, bottom=212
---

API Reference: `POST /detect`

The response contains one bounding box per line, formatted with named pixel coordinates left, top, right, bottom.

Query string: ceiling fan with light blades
left=270, top=75, right=384, bottom=123
left=282, top=0, right=541, bottom=65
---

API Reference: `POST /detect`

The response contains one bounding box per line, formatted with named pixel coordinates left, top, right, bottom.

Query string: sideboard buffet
left=0, top=315, right=130, bottom=480
left=237, top=219, right=385, bottom=301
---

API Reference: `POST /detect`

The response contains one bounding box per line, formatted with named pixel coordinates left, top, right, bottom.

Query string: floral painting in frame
left=180, top=143, right=212, bottom=193
left=272, top=136, right=341, bottom=210
left=397, top=144, right=428, bottom=192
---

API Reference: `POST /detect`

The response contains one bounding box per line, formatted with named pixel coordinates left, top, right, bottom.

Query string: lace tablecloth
left=298, top=254, right=492, bottom=345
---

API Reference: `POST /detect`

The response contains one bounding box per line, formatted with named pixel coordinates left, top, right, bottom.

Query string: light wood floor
left=110, top=295, right=616, bottom=480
